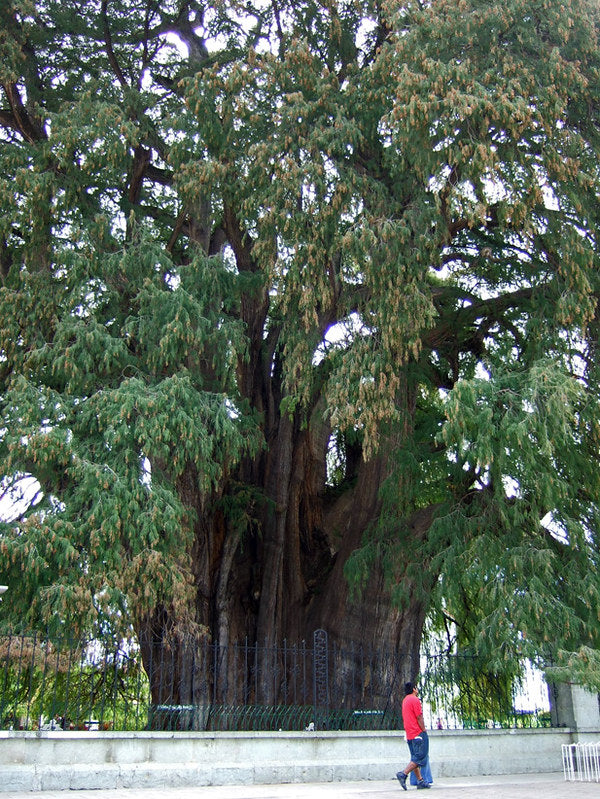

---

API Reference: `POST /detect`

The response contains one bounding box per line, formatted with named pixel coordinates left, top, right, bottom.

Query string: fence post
left=313, top=629, right=329, bottom=730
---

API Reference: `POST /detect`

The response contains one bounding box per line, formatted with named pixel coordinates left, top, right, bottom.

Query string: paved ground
left=0, top=773, right=597, bottom=799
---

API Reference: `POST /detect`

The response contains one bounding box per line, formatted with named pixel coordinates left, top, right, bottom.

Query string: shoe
left=396, top=771, right=407, bottom=790
left=417, top=779, right=431, bottom=789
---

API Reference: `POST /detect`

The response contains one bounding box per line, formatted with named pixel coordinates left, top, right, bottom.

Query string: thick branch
left=128, top=145, right=150, bottom=204
left=223, top=205, right=256, bottom=272
left=101, top=0, right=129, bottom=88
left=1, top=83, right=46, bottom=143
left=424, top=284, right=536, bottom=352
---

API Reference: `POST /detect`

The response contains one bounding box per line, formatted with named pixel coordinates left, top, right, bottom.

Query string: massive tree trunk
left=137, top=310, right=438, bottom=711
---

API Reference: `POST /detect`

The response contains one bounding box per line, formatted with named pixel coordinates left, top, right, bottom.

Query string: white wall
left=0, top=727, right=577, bottom=792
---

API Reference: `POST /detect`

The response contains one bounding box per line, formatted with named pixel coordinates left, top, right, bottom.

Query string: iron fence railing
left=0, top=629, right=552, bottom=732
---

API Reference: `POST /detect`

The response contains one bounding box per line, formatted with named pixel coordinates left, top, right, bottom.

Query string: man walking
left=396, top=681, right=431, bottom=790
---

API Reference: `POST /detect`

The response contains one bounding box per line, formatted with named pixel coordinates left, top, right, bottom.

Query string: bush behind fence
left=0, top=629, right=551, bottom=733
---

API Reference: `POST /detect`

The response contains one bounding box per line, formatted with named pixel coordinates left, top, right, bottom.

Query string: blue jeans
left=407, top=730, right=429, bottom=767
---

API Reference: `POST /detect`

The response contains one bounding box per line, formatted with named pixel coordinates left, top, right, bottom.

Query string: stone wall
left=0, top=726, right=576, bottom=791
left=1, top=683, right=597, bottom=792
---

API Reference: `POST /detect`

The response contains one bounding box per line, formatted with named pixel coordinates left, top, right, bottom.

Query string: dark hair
left=404, top=681, right=414, bottom=696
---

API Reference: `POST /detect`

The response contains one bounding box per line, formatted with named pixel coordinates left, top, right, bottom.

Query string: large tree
left=1, top=0, right=599, bottom=704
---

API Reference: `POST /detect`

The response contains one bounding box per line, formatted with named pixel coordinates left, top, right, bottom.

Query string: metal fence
left=0, top=629, right=552, bottom=733
left=563, top=742, right=600, bottom=782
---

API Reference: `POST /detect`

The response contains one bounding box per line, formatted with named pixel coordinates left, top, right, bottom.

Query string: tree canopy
left=1, top=0, right=600, bottom=691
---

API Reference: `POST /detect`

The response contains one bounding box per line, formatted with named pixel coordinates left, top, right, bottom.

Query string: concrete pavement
left=0, top=772, right=596, bottom=799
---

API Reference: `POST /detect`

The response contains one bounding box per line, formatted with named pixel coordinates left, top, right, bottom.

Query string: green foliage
left=425, top=360, right=600, bottom=659
left=546, top=647, right=600, bottom=693
left=0, top=237, right=262, bottom=633
left=0, top=634, right=150, bottom=731
left=422, top=652, right=548, bottom=729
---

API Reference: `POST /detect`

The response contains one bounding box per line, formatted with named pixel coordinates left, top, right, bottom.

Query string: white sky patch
left=502, top=474, right=521, bottom=499
left=140, top=456, right=152, bottom=487
left=313, top=312, right=364, bottom=365
left=541, top=511, right=569, bottom=544
left=225, top=398, right=240, bottom=419
left=0, top=475, right=42, bottom=523
left=356, top=16, right=378, bottom=49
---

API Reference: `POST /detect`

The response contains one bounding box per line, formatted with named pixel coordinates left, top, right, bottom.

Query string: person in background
left=396, top=681, right=431, bottom=790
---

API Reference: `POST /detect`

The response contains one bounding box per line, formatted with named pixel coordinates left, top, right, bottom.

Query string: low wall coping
left=0, top=726, right=572, bottom=741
